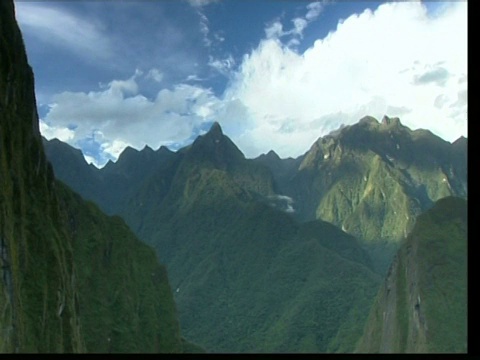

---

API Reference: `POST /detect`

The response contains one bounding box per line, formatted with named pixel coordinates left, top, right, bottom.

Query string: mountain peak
left=141, top=144, right=154, bottom=153
left=265, top=150, right=281, bottom=160
left=381, top=115, right=401, bottom=127
left=453, top=136, right=467, bottom=145
left=358, top=116, right=379, bottom=126
left=207, top=121, right=223, bottom=137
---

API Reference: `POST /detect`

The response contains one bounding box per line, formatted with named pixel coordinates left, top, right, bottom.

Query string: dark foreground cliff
left=0, top=0, right=185, bottom=352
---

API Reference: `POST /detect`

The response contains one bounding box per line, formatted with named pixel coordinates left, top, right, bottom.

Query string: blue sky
left=14, top=0, right=467, bottom=167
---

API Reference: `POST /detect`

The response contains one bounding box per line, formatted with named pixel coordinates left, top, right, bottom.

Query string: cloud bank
left=225, top=1, right=467, bottom=158
left=40, top=71, right=220, bottom=166
left=39, top=1, right=467, bottom=166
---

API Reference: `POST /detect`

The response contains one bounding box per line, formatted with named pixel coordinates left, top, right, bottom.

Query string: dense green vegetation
left=0, top=1, right=187, bottom=352
left=2, top=0, right=468, bottom=353
left=56, top=184, right=184, bottom=352
left=258, top=116, right=467, bottom=273
left=113, top=125, right=383, bottom=352
left=44, top=113, right=467, bottom=352
left=356, top=197, right=467, bottom=353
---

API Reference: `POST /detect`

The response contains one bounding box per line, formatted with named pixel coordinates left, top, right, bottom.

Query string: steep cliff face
left=356, top=197, right=467, bottom=353
left=0, top=1, right=84, bottom=351
left=0, top=0, right=185, bottom=352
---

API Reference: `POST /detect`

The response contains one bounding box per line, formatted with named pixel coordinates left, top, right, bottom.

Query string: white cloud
left=187, top=0, right=219, bottom=8
left=292, top=18, right=308, bottom=36
left=208, top=55, right=235, bottom=75
left=14, top=2, right=113, bottom=61
left=198, top=10, right=212, bottom=47
left=267, top=194, right=295, bottom=213
left=146, top=68, right=164, bottom=83
left=40, top=2, right=467, bottom=166
left=264, top=1, right=326, bottom=44
left=265, top=21, right=284, bottom=39
left=40, top=73, right=221, bottom=167
left=223, top=1, right=467, bottom=158
left=40, top=121, right=75, bottom=143
left=306, top=1, right=324, bottom=21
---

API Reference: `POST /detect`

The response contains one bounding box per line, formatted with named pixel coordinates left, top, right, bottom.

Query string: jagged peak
left=381, top=115, right=401, bottom=127
left=141, top=144, right=154, bottom=153
left=187, top=121, right=245, bottom=165
left=122, top=145, right=138, bottom=154
left=158, top=145, right=174, bottom=154
left=452, top=135, right=467, bottom=145
left=207, top=121, right=223, bottom=137
left=265, top=150, right=281, bottom=160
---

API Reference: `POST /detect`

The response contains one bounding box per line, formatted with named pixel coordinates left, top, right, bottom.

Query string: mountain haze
left=0, top=0, right=188, bottom=352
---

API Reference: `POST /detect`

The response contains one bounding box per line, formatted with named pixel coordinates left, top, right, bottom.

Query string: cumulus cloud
left=39, top=121, right=75, bottom=143
left=41, top=72, right=221, bottom=167
left=40, top=1, right=467, bottom=166
left=223, top=1, right=467, bottom=158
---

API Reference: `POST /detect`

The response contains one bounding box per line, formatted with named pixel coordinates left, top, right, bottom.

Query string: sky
left=14, top=0, right=468, bottom=168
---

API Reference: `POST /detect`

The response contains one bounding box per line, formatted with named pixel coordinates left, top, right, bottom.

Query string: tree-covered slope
left=56, top=184, right=184, bottom=353
left=113, top=123, right=382, bottom=353
left=0, top=0, right=186, bottom=352
left=257, top=116, right=467, bottom=273
left=356, top=196, right=467, bottom=353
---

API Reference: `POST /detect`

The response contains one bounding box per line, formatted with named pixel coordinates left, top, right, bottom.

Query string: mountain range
left=44, top=116, right=467, bottom=351
left=1, top=0, right=468, bottom=353
left=45, top=116, right=467, bottom=275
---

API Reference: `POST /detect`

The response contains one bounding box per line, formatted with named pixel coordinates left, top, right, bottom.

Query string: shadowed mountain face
left=0, top=0, right=186, bottom=352
left=356, top=196, right=467, bottom=353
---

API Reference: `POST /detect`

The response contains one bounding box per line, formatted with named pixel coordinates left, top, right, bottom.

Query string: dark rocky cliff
left=0, top=0, right=186, bottom=352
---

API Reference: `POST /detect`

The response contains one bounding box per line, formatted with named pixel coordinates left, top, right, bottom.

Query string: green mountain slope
left=356, top=196, right=467, bottom=353
left=0, top=0, right=186, bottom=352
left=114, top=124, right=382, bottom=353
left=257, top=116, right=467, bottom=273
